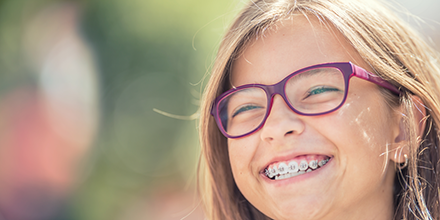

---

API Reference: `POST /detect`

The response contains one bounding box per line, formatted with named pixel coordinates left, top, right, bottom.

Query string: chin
left=260, top=197, right=331, bottom=220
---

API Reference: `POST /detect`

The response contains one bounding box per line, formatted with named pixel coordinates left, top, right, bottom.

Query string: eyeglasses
left=211, top=62, right=400, bottom=139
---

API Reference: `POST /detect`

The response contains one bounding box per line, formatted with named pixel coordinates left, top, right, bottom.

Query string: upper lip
left=259, top=150, right=333, bottom=174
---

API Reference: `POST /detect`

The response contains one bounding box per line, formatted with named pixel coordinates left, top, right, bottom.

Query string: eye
left=232, top=104, right=263, bottom=118
left=303, top=86, right=341, bottom=100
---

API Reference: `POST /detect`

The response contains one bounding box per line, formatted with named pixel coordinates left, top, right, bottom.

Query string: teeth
left=299, top=160, right=308, bottom=171
left=266, top=157, right=331, bottom=180
left=275, top=171, right=301, bottom=180
left=278, top=163, right=288, bottom=175
left=266, top=167, right=276, bottom=178
left=269, top=167, right=276, bottom=178
left=309, top=160, right=318, bottom=169
left=318, top=158, right=329, bottom=167
left=288, top=161, right=299, bottom=172
left=275, top=173, right=289, bottom=180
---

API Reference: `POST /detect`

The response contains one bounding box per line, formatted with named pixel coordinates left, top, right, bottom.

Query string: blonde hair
left=198, top=0, right=440, bottom=219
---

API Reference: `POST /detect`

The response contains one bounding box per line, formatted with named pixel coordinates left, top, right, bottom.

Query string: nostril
left=285, top=130, right=294, bottom=135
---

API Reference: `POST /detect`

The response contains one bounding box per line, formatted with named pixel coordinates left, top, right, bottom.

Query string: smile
left=264, top=155, right=331, bottom=180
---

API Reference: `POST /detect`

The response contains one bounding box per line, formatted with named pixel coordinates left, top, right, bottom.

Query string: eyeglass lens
left=217, top=67, right=346, bottom=137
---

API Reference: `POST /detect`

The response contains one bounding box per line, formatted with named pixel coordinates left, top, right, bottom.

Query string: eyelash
left=304, top=86, right=340, bottom=99
left=232, top=105, right=262, bottom=117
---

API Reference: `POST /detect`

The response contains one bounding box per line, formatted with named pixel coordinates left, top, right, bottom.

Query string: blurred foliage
left=75, top=0, right=238, bottom=220
left=0, top=0, right=239, bottom=219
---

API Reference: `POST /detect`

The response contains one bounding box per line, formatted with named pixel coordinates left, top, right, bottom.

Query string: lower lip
left=260, top=158, right=333, bottom=186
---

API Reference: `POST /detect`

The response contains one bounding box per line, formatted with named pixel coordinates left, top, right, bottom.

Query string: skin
left=228, top=15, right=405, bottom=220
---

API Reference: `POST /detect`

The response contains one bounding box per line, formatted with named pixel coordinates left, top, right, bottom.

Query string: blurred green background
left=76, top=0, right=237, bottom=219
left=0, top=0, right=438, bottom=220
left=0, top=0, right=239, bottom=219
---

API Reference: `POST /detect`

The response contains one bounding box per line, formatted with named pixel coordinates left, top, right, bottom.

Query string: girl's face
left=228, top=15, right=403, bottom=220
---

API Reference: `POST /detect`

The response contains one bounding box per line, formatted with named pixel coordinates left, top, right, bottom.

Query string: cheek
left=227, top=138, right=260, bottom=182
left=228, top=139, right=249, bottom=174
left=227, top=137, right=269, bottom=213
left=328, top=95, right=397, bottom=171
left=335, top=88, right=396, bottom=148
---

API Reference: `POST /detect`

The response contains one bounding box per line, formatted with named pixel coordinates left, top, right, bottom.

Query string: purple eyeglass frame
left=211, top=62, right=400, bottom=139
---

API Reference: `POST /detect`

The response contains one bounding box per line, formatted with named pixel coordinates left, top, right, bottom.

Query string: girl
left=198, top=0, right=440, bottom=219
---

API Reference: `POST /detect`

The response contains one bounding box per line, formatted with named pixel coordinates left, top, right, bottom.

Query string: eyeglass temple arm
left=352, top=64, right=401, bottom=95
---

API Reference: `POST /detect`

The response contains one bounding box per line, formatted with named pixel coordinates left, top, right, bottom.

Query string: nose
left=260, top=95, right=305, bottom=144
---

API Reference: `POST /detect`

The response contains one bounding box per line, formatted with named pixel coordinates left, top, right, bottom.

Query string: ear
left=391, top=95, right=426, bottom=164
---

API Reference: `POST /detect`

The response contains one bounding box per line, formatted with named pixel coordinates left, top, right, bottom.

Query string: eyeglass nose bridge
left=263, top=79, right=300, bottom=118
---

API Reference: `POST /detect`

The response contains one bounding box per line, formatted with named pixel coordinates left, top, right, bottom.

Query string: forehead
left=231, top=14, right=365, bottom=86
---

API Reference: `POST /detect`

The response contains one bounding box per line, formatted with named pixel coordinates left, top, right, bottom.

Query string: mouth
left=263, top=155, right=332, bottom=181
